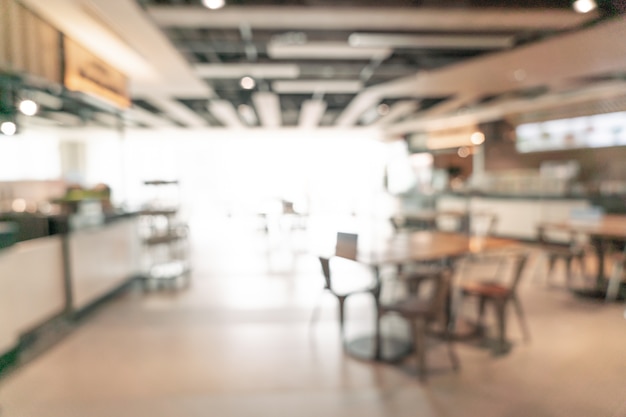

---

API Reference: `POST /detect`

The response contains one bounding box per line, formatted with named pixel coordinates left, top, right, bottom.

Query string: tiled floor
left=1, top=216, right=626, bottom=417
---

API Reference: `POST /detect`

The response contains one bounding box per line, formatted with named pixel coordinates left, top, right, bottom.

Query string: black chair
left=377, top=268, right=459, bottom=381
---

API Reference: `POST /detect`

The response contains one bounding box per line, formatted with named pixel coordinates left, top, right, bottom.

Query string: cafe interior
left=1, top=0, right=626, bottom=415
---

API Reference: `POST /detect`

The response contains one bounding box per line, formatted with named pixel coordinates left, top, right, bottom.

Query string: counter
left=0, top=236, right=65, bottom=354
left=435, top=193, right=591, bottom=240
left=67, top=216, right=142, bottom=311
left=0, top=212, right=142, bottom=362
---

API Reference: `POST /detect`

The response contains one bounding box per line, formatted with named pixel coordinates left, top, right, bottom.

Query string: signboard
left=516, top=111, right=626, bottom=153
left=63, top=37, right=130, bottom=109
left=0, top=0, right=62, bottom=84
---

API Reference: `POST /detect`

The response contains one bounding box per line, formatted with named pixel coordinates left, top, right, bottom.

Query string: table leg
left=594, top=237, right=606, bottom=289
left=572, top=237, right=624, bottom=300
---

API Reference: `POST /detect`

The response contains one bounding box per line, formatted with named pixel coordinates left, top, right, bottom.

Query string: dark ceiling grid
left=132, top=0, right=624, bottom=129
left=177, top=99, right=226, bottom=126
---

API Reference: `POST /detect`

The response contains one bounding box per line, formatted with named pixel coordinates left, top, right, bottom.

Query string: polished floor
left=2, top=216, right=626, bottom=417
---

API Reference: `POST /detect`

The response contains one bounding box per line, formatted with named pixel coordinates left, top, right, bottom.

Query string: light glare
left=573, top=0, right=597, bottom=13
left=1, top=121, right=17, bottom=136
left=470, top=131, right=485, bottom=145
left=202, top=0, right=225, bottom=10
left=19, top=99, right=38, bottom=116
left=240, top=76, right=256, bottom=90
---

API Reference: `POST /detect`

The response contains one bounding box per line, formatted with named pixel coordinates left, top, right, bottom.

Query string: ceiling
left=14, top=0, right=626, bottom=134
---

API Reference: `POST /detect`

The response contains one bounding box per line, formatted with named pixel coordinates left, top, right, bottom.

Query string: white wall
left=121, top=127, right=390, bottom=218
left=0, top=125, right=401, bottom=225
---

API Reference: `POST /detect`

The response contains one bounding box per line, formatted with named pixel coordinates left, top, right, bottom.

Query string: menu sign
left=516, top=111, right=626, bottom=153
left=63, top=37, right=130, bottom=109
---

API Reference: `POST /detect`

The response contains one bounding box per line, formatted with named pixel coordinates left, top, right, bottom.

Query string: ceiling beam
left=252, top=92, right=282, bottom=128
left=124, top=107, right=177, bottom=128
left=335, top=91, right=382, bottom=127
left=208, top=100, right=245, bottom=128
left=147, top=6, right=596, bottom=32
left=372, top=100, right=419, bottom=126
left=416, top=94, right=481, bottom=118
left=386, top=80, right=626, bottom=134
left=272, top=80, right=363, bottom=94
left=143, top=96, right=208, bottom=128
left=348, top=33, right=515, bottom=50
left=195, top=64, right=300, bottom=79
left=267, top=42, right=392, bottom=60
left=298, top=99, right=327, bottom=129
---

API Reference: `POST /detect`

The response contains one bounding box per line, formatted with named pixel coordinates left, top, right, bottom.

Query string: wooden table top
left=360, top=231, right=519, bottom=265
left=538, top=214, right=626, bottom=240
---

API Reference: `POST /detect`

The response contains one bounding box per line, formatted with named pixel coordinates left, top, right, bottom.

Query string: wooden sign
left=63, top=37, right=130, bottom=109
left=0, top=0, right=62, bottom=84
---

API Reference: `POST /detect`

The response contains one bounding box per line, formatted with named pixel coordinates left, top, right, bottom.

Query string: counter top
left=0, top=210, right=141, bottom=243
left=437, top=191, right=590, bottom=200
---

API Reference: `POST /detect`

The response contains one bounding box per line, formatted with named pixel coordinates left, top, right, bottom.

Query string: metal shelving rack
left=139, top=180, right=191, bottom=289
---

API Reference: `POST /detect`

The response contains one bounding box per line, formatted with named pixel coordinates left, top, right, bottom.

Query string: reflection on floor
left=1, top=216, right=626, bottom=417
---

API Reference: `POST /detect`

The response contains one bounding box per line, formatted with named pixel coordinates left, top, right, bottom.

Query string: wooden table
left=390, top=210, right=468, bottom=232
left=346, top=231, right=518, bottom=361
left=539, top=214, right=626, bottom=298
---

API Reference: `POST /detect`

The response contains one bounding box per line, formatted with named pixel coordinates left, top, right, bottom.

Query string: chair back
left=318, top=257, right=332, bottom=290
left=508, top=253, right=531, bottom=294
left=418, top=269, right=452, bottom=318
left=470, top=212, right=498, bottom=237
left=335, top=232, right=358, bottom=260
left=457, top=251, right=528, bottom=292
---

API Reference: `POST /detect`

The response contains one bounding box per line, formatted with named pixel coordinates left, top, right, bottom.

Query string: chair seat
left=461, top=281, right=511, bottom=298
left=331, top=284, right=379, bottom=298
left=538, top=243, right=583, bottom=257
left=381, top=296, right=436, bottom=317
left=404, top=264, right=449, bottom=280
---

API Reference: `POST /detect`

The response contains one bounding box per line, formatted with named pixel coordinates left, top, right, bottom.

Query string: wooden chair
left=455, top=252, right=530, bottom=354
left=377, top=269, right=459, bottom=381
left=311, top=256, right=381, bottom=344
left=536, top=225, right=586, bottom=287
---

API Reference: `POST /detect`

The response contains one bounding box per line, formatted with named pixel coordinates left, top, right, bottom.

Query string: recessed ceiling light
left=202, top=0, right=225, bottom=10
left=470, top=131, right=485, bottom=145
left=240, top=76, right=256, bottom=90
left=0, top=121, right=17, bottom=136
left=18, top=99, right=38, bottom=116
left=377, top=104, right=390, bottom=116
left=573, top=0, right=597, bottom=13
left=458, top=146, right=470, bottom=158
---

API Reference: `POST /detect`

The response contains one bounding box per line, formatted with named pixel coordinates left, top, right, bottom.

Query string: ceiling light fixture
left=240, top=76, right=256, bottom=90
left=0, top=121, right=17, bottom=136
left=202, top=0, right=225, bottom=10
left=377, top=104, right=390, bottom=116
left=18, top=99, right=38, bottom=116
left=458, top=146, right=471, bottom=158
left=470, top=131, right=485, bottom=145
left=572, top=0, right=597, bottom=13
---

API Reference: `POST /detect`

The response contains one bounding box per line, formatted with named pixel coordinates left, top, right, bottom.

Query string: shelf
left=140, top=208, right=178, bottom=216
left=143, top=232, right=186, bottom=246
